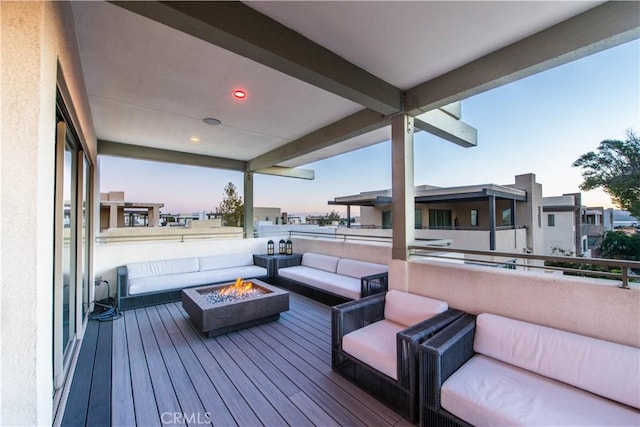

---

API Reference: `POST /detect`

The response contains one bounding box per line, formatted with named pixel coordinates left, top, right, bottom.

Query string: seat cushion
left=336, top=259, right=387, bottom=279
left=278, top=265, right=361, bottom=299
left=128, top=266, right=267, bottom=295
left=474, top=313, right=640, bottom=409
left=384, top=290, right=448, bottom=327
left=301, top=253, right=340, bottom=273
left=342, top=319, right=406, bottom=380
left=441, top=354, right=640, bottom=427
left=126, top=257, right=199, bottom=280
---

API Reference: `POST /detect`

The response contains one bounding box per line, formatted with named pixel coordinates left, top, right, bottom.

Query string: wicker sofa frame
left=419, top=314, right=477, bottom=427
left=332, top=292, right=465, bottom=422
left=274, top=255, right=388, bottom=306
left=116, top=255, right=271, bottom=310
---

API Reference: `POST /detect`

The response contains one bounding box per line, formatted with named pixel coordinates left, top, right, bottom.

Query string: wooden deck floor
left=62, top=292, right=412, bottom=426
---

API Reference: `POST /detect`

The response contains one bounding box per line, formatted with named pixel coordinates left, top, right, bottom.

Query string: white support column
left=391, top=114, right=415, bottom=260
left=243, top=171, right=254, bottom=238
left=109, top=204, right=118, bottom=229
left=149, top=206, right=160, bottom=227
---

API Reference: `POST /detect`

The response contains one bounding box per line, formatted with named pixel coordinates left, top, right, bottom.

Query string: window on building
left=548, top=214, right=555, bottom=227
left=382, top=210, right=392, bottom=229
left=471, top=209, right=479, bottom=226
left=501, top=209, right=512, bottom=226
left=415, top=209, right=423, bottom=229
left=429, top=209, right=452, bottom=229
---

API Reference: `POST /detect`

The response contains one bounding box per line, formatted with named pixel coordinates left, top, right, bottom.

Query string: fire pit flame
left=201, top=278, right=267, bottom=305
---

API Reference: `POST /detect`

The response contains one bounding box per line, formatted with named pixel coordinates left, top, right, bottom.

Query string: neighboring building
left=541, top=195, right=605, bottom=258
left=99, top=191, right=164, bottom=230
left=330, top=173, right=543, bottom=253
left=254, top=207, right=283, bottom=225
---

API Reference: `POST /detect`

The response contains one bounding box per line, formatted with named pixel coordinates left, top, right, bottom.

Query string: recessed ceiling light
left=202, top=117, right=222, bottom=126
left=190, top=136, right=200, bottom=143
left=232, top=89, right=247, bottom=99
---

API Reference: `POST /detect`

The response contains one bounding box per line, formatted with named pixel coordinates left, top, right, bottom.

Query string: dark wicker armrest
left=361, top=272, right=389, bottom=297
left=274, top=254, right=303, bottom=271
left=420, top=314, right=476, bottom=411
left=396, top=309, right=465, bottom=390
left=116, top=265, right=128, bottom=308
left=332, top=292, right=386, bottom=364
left=252, top=254, right=272, bottom=276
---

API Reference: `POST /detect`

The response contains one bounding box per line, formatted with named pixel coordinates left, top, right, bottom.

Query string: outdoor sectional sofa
left=274, top=252, right=389, bottom=305
left=420, top=313, right=640, bottom=427
left=116, top=253, right=270, bottom=310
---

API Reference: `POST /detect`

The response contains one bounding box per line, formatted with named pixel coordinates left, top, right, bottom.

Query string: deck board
left=64, top=290, right=410, bottom=426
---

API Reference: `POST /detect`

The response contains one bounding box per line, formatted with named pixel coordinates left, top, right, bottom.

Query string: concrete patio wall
left=390, top=259, right=640, bottom=348
left=290, top=237, right=392, bottom=265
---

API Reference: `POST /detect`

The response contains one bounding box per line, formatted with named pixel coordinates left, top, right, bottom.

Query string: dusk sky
left=100, top=39, right=640, bottom=216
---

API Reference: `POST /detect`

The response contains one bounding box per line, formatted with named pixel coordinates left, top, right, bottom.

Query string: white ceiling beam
left=110, top=1, right=403, bottom=115
left=255, top=167, right=315, bottom=180
left=98, top=140, right=246, bottom=171
left=248, top=109, right=388, bottom=171
left=414, top=109, right=477, bottom=148
left=405, top=1, right=640, bottom=115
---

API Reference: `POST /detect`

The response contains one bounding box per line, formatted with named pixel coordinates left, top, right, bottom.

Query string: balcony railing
left=408, top=245, right=640, bottom=289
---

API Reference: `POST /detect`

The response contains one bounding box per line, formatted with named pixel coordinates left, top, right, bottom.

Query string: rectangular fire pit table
left=182, top=279, right=289, bottom=337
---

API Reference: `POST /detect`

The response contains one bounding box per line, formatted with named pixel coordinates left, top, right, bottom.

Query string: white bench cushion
left=278, top=266, right=361, bottom=300
left=474, top=313, right=640, bottom=409
left=301, top=253, right=339, bottom=273
left=342, top=319, right=406, bottom=380
left=127, top=257, right=199, bottom=280
left=384, top=290, right=448, bottom=327
left=336, top=259, right=387, bottom=279
left=128, top=265, right=267, bottom=295
left=442, top=354, right=640, bottom=427
left=199, top=253, right=254, bottom=271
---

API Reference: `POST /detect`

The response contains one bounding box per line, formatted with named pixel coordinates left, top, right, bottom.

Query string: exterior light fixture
left=202, top=117, right=221, bottom=126
left=286, top=240, right=293, bottom=255
left=267, top=240, right=274, bottom=256
left=232, top=89, right=247, bottom=99
left=279, top=239, right=286, bottom=255
left=190, top=136, right=200, bottom=143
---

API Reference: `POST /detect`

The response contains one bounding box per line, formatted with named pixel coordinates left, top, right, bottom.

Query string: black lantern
left=279, top=239, right=286, bottom=254
left=267, top=240, right=274, bottom=255
left=286, top=239, right=293, bottom=255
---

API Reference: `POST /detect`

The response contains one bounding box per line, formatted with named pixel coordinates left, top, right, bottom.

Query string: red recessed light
left=232, top=90, right=247, bottom=99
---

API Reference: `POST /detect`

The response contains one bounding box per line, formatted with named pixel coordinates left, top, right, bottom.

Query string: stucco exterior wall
left=391, top=259, right=639, bottom=348
left=543, top=211, right=577, bottom=255
left=1, top=2, right=96, bottom=424
left=290, top=237, right=392, bottom=265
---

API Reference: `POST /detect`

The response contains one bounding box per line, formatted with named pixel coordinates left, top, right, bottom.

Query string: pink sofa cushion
left=474, top=313, right=640, bottom=410
left=384, top=290, right=448, bottom=327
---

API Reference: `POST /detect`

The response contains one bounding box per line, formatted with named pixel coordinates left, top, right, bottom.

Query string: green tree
left=216, top=182, right=243, bottom=227
left=572, top=130, right=640, bottom=218
left=318, top=210, right=341, bottom=226
left=600, top=230, right=640, bottom=261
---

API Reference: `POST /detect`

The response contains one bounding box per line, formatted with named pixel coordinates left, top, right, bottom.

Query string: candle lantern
left=267, top=240, right=274, bottom=255
left=286, top=239, right=293, bottom=255
left=279, top=239, right=286, bottom=254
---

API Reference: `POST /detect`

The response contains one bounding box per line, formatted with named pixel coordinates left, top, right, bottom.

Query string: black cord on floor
left=89, top=280, right=122, bottom=321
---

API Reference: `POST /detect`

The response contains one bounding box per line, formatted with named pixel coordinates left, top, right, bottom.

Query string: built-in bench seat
left=275, top=252, right=388, bottom=305
left=420, top=313, right=640, bottom=427
left=117, top=253, right=270, bottom=310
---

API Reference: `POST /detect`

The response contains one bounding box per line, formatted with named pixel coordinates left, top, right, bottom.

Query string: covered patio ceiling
left=71, top=1, right=638, bottom=178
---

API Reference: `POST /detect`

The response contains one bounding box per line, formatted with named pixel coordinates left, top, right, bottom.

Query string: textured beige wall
left=0, top=2, right=96, bottom=424
left=391, top=259, right=640, bottom=348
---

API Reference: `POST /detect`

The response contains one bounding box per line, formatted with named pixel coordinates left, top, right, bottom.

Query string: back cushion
left=199, top=253, right=254, bottom=271
left=127, top=257, right=199, bottom=280
left=384, top=290, right=448, bottom=327
left=301, top=253, right=340, bottom=273
left=474, top=313, right=640, bottom=410
left=337, top=259, right=388, bottom=279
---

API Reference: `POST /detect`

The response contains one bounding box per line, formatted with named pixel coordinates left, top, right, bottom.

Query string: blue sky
left=100, top=39, right=640, bottom=216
